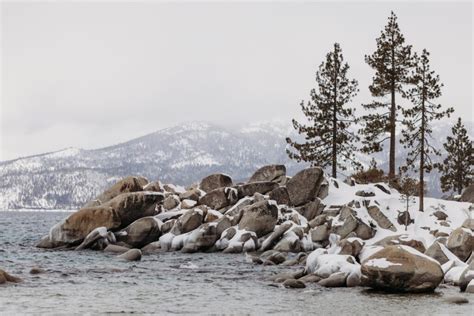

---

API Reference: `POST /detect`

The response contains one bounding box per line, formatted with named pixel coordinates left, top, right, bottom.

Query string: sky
left=1, top=1, right=472, bottom=161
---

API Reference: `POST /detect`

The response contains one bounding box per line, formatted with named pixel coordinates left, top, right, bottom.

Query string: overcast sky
left=1, top=1, right=472, bottom=161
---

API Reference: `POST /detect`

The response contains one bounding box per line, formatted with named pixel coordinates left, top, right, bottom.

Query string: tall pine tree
left=286, top=43, right=359, bottom=178
left=438, top=118, right=473, bottom=195
left=400, top=49, right=453, bottom=212
left=359, top=11, right=414, bottom=179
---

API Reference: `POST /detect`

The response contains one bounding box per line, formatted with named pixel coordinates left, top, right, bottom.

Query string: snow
left=307, top=253, right=361, bottom=278
left=365, top=258, right=402, bottom=269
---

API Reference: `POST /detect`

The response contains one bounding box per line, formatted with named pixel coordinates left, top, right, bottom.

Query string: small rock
left=282, top=279, right=306, bottom=289
left=117, top=249, right=142, bottom=261
left=29, top=267, right=45, bottom=275
left=104, top=244, right=131, bottom=254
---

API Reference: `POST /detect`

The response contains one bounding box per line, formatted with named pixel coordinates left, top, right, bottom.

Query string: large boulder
left=84, top=176, right=148, bottom=207
left=249, top=164, right=286, bottom=183
left=286, top=167, right=324, bottom=206
left=199, top=174, right=233, bottom=193
left=268, top=187, right=290, bottom=205
left=238, top=201, right=278, bottom=237
left=49, top=192, right=163, bottom=245
left=424, top=241, right=462, bottom=265
left=460, top=184, right=474, bottom=203
left=171, top=209, right=204, bottom=235
left=367, top=205, right=396, bottom=232
left=236, top=182, right=278, bottom=198
left=361, top=245, right=444, bottom=293
left=199, top=187, right=238, bottom=210
left=116, top=217, right=162, bottom=248
left=182, top=223, right=218, bottom=253
left=446, top=227, right=474, bottom=262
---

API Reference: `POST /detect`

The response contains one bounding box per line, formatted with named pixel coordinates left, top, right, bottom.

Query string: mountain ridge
left=0, top=119, right=471, bottom=210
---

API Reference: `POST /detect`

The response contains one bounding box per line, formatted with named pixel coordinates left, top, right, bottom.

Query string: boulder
left=199, top=187, right=238, bottom=210
left=375, top=234, right=426, bottom=253
left=179, top=188, right=202, bottom=201
left=446, top=227, right=474, bottom=262
left=282, top=279, right=306, bottom=289
left=163, top=195, right=180, bottom=210
left=424, top=241, right=457, bottom=265
left=317, top=179, right=329, bottom=199
left=76, top=227, right=112, bottom=250
left=459, top=260, right=474, bottom=292
left=182, top=223, right=218, bottom=253
left=171, top=209, right=204, bottom=235
left=49, top=192, right=163, bottom=245
left=117, top=248, right=142, bottom=261
left=330, top=207, right=358, bottom=239
left=337, top=238, right=364, bottom=257
left=84, top=176, right=148, bottom=207
left=260, top=221, right=293, bottom=251
left=200, top=174, right=233, bottom=193
left=361, top=245, right=443, bottom=293
left=236, top=182, right=278, bottom=198
left=249, top=164, right=286, bottom=183
left=297, top=199, right=323, bottom=221
left=238, top=201, right=278, bottom=238
left=36, top=235, right=62, bottom=249
left=286, top=167, right=324, bottom=206
left=460, top=184, right=474, bottom=203
left=268, top=187, right=290, bottom=205
left=142, top=181, right=164, bottom=192
left=273, top=230, right=302, bottom=253
left=0, top=269, right=22, bottom=284
left=116, top=217, right=162, bottom=248
left=104, top=244, right=130, bottom=254
left=354, top=221, right=376, bottom=240
left=311, top=224, right=330, bottom=242
left=367, top=205, right=396, bottom=231
left=318, top=272, right=347, bottom=287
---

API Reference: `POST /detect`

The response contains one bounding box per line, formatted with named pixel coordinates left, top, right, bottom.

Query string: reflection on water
left=0, top=211, right=472, bottom=315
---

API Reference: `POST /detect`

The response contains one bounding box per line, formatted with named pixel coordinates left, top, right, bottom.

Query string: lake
left=0, top=211, right=472, bottom=315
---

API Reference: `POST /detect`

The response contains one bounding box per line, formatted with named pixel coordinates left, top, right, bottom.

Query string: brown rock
left=84, top=176, right=148, bottom=207
left=238, top=201, right=278, bottom=238
left=361, top=245, right=443, bottom=293
left=200, top=174, right=233, bottom=193
left=286, top=167, right=324, bottom=206
left=446, top=227, right=474, bottom=262
left=249, top=164, right=286, bottom=183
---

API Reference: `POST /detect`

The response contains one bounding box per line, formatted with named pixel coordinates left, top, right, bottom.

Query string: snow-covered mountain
left=0, top=119, right=471, bottom=210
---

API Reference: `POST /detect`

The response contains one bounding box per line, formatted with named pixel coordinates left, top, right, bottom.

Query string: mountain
left=0, top=119, right=471, bottom=210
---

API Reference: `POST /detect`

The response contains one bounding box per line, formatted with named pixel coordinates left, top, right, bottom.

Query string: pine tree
left=438, top=118, right=473, bottom=195
left=286, top=43, right=359, bottom=178
left=400, top=49, right=454, bottom=212
left=359, top=11, right=414, bottom=179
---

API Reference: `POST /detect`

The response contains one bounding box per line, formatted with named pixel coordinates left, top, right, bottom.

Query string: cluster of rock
left=34, top=165, right=474, bottom=294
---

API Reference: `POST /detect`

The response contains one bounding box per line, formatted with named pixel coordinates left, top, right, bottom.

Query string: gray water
left=0, top=211, right=472, bottom=315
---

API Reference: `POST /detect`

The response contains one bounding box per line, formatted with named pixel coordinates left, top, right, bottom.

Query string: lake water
left=0, top=211, right=472, bottom=315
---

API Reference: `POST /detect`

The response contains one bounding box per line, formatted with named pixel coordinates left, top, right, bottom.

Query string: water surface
left=0, top=211, right=472, bottom=315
